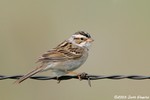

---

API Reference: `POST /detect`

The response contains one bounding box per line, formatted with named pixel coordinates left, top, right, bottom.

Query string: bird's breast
left=65, top=51, right=88, bottom=71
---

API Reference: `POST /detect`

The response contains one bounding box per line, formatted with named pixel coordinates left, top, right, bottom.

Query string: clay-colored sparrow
left=16, top=31, right=94, bottom=83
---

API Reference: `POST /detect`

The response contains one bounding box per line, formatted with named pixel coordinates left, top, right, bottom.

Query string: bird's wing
left=37, top=48, right=84, bottom=63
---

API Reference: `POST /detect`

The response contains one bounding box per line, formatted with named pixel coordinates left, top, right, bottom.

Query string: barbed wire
left=0, top=73, right=150, bottom=86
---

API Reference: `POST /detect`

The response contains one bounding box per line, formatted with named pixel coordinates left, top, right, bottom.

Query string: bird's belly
left=65, top=54, right=88, bottom=71
left=65, top=59, right=84, bottom=71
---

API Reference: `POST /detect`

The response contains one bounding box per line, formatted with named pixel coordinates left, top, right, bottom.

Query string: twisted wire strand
left=1, top=74, right=149, bottom=87
left=0, top=74, right=150, bottom=80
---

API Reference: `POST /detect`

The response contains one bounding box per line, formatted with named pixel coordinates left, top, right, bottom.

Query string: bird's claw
left=77, top=72, right=91, bottom=87
left=77, top=72, right=88, bottom=80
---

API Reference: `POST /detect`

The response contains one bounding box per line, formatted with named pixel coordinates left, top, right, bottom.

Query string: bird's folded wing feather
left=37, top=49, right=83, bottom=62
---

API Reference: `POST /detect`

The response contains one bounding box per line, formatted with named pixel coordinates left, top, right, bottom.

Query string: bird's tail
left=15, top=66, right=44, bottom=84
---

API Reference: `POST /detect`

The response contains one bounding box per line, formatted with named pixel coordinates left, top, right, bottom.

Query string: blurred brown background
left=0, top=0, right=150, bottom=100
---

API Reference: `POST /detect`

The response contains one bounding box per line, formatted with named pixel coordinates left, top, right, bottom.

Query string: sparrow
left=16, top=31, right=94, bottom=83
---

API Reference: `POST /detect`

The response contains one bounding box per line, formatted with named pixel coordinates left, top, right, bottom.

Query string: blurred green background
left=0, top=0, right=150, bottom=100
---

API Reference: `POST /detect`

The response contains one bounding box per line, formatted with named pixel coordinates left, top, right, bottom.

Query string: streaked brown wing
left=37, top=49, right=83, bottom=63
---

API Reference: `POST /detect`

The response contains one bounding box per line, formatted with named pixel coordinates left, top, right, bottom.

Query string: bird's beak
left=87, top=38, right=94, bottom=42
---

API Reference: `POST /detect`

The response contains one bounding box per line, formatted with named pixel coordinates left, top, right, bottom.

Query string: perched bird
left=16, top=31, right=94, bottom=83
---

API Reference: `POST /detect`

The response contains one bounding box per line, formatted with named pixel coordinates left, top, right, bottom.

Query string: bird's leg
left=67, top=71, right=82, bottom=80
left=67, top=72, right=91, bottom=86
left=56, top=76, right=61, bottom=84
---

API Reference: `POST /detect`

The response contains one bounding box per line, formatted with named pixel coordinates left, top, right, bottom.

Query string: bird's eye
left=81, top=38, right=84, bottom=40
